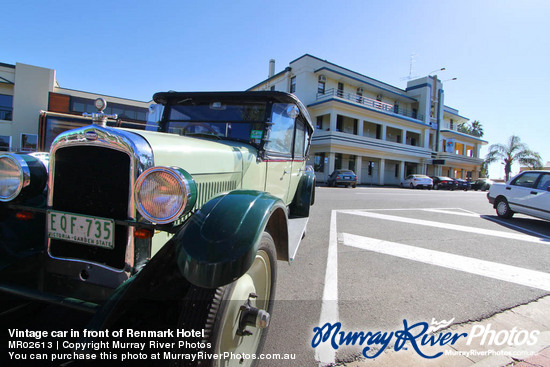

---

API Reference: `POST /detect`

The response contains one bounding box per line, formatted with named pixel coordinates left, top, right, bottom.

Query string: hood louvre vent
left=196, top=180, right=238, bottom=209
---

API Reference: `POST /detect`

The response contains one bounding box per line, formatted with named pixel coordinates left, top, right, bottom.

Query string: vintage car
left=0, top=91, right=315, bottom=366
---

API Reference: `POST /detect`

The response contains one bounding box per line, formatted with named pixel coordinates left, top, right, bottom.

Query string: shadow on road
left=481, top=215, right=550, bottom=242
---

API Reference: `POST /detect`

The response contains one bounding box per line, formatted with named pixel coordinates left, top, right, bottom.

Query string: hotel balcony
left=311, top=130, right=432, bottom=159
left=315, top=88, right=424, bottom=122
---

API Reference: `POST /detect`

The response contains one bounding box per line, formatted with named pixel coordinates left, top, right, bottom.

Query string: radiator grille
left=49, top=146, right=131, bottom=269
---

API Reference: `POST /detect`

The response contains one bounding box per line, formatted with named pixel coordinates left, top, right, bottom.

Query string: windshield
left=163, top=102, right=267, bottom=145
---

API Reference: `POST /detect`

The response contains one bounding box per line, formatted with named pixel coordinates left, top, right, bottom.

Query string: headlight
left=0, top=153, right=47, bottom=202
left=135, top=167, right=197, bottom=224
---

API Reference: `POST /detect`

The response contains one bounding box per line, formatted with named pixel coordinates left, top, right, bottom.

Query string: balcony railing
left=316, top=88, right=424, bottom=122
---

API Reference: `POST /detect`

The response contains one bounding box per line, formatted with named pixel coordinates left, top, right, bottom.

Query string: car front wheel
left=177, top=232, right=276, bottom=367
left=495, top=197, right=514, bottom=219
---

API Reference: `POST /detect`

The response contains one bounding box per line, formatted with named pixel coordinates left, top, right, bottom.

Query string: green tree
left=470, top=120, right=484, bottom=137
left=458, top=123, right=471, bottom=135
left=457, top=120, right=484, bottom=137
left=485, top=135, right=543, bottom=181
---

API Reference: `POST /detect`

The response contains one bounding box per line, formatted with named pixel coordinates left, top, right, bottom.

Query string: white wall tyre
left=176, top=232, right=277, bottom=367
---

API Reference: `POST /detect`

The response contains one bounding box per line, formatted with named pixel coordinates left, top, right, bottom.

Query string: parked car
left=454, top=178, right=472, bottom=191
left=401, top=174, right=433, bottom=189
left=328, top=169, right=358, bottom=188
left=471, top=178, right=493, bottom=191
left=0, top=91, right=316, bottom=363
left=488, top=170, right=550, bottom=220
left=431, top=176, right=457, bottom=190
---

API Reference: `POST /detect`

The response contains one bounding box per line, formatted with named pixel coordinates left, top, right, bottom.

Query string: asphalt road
left=262, top=186, right=550, bottom=366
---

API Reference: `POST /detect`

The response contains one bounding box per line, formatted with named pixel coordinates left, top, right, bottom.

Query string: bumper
left=335, top=179, right=356, bottom=185
left=487, top=194, right=495, bottom=205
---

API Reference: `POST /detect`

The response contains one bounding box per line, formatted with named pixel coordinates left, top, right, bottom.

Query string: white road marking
left=317, top=207, right=549, bottom=364
left=422, top=208, right=480, bottom=217
left=341, top=232, right=550, bottom=292
left=340, top=210, right=550, bottom=243
left=316, top=210, right=338, bottom=365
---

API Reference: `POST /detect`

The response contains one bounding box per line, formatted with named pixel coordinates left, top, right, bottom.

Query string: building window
left=368, top=161, right=374, bottom=176
left=70, top=97, right=148, bottom=121
left=349, top=156, right=356, bottom=172
left=0, top=135, right=11, bottom=151
left=314, top=153, right=325, bottom=172
left=356, top=89, right=363, bottom=103
left=316, top=116, right=323, bottom=130
left=270, top=85, right=275, bottom=91
left=290, top=76, right=296, bottom=93
left=336, top=115, right=343, bottom=132
left=0, top=94, right=13, bottom=121
left=450, top=119, right=454, bottom=130
left=412, top=108, right=418, bottom=119
left=395, top=164, right=399, bottom=177
left=317, top=81, right=325, bottom=94
left=20, top=134, right=38, bottom=152
left=335, top=153, right=342, bottom=170
left=337, top=83, right=344, bottom=97
left=394, top=102, right=399, bottom=114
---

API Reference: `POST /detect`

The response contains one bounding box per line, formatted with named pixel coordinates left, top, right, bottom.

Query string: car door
left=505, top=172, right=541, bottom=216
left=523, top=172, right=550, bottom=220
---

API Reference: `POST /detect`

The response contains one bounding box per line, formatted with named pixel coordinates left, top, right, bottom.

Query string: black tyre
left=495, top=197, right=514, bottom=219
left=176, top=232, right=277, bottom=367
left=434, top=184, right=439, bottom=190
left=410, top=183, right=414, bottom=189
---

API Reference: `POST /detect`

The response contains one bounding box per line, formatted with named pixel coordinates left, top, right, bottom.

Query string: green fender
left=290, top=170, right=315, bottom=217
left=174, top=190, right=287, bottom=289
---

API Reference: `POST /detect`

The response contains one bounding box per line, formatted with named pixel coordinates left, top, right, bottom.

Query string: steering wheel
left=182, top=122, right=220, bottom=136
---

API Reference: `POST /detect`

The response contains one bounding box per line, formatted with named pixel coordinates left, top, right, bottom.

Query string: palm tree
left=457, top=120, right=484, bottom=137
left=470, top=120, right=484, bottom=137
left=485, top=135, right=543, bottom=181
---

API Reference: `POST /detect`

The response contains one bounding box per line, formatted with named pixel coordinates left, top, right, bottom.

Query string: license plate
left=47, top=211, right=115, bottom=249
left=344, top=176, right=351, bottom=179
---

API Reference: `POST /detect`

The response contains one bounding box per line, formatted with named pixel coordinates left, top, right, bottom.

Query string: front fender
left=174, top=190, right=286, bottom=288
left=290, top=170, right=315, bottom=217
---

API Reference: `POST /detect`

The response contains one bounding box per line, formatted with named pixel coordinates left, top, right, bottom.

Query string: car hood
left=125, top=129, right=255, bottom=176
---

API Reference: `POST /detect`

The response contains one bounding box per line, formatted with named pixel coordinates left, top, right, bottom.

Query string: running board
left=287, top=217, right=309, bottom=262
left=0, top=283, right=99, bottom=314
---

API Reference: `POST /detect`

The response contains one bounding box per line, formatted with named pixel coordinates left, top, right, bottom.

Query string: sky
left=3, top=0, right=549, bottom=179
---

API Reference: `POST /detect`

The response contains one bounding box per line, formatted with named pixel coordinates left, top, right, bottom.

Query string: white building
left=249, top=55, right=488, bottom=185
left=0, top=62, right=150, bottom=152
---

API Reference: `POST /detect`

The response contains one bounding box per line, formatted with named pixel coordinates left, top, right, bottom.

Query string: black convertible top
left=152, top=91, right=314, bottom=132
